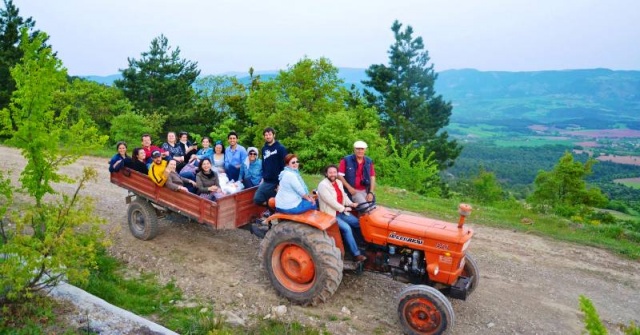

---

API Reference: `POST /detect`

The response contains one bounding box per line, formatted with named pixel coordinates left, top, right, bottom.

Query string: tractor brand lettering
left=435, top=242, right=449, bottom=250
left=389, top=232, right=423, bottom=245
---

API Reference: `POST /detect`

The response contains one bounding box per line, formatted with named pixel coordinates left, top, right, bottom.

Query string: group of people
left=108, top=131, right=263, bottom=201
left=109, top=127, right=376, bottom=262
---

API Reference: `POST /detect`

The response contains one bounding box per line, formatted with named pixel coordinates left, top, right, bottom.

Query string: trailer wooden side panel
left=111, top=168, right=263, bottom=229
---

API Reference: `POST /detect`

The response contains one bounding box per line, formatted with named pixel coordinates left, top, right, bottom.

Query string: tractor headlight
left=427, top=263, right=439, bottom=276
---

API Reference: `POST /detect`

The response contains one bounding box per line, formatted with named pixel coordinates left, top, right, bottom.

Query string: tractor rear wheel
left=127, top=199, right=158, bottom=241
left=259, top=221, right=343, bottom=306
left=397, top=285, right=454, bottom=335
left=461, top=253, right=479, bottom=296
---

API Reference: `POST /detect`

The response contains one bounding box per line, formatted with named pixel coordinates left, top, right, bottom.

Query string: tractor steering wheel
left=355, top=200, right=376, bottom=214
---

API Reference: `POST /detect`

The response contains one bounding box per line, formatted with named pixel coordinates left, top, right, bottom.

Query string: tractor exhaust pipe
left=458, top=203, right=472, bottom=228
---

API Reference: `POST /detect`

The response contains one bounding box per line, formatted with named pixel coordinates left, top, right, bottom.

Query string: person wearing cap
left=148, top=150, right=169, bottom=187
left=224, top=131, right=247, bottom=181
left=239, top=146, right=262, bottom=188
left=178, top=131, right=197, bottom=163
left=338, top=140, right=376, bottom=203
left=141, top=134, right=167, bottom=163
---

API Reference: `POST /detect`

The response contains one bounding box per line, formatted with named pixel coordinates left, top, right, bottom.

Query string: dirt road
left=2, top=146, right=638, bottom=334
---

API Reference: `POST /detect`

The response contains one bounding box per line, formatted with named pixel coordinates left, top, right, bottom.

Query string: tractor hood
left=365, top=206, right=474, bottom=246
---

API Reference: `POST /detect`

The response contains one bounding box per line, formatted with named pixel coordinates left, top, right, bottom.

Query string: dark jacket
left=125, top=159, right=148, bottom=175
left=109, top=154, right=128, bottom=173
left=343, top=154, right=373, bottom=192
left=261, top=141, right=287, bottom=183
left=196, top=170, right=220, bottom=194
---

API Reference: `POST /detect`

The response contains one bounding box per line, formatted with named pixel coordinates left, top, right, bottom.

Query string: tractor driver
left=337, top=140, right=376, bottom=203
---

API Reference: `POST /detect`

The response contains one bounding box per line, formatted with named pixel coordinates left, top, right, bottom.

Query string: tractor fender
left=265, top=210, right=336, bottom=231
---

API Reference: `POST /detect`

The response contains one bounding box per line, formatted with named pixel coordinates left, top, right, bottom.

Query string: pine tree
left=114, top=34, right=200, bottom=134
left=363, top=20, right=461, bottom=169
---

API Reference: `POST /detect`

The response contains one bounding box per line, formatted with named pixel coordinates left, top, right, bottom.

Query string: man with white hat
left=337, top=140, right=376, bottom=203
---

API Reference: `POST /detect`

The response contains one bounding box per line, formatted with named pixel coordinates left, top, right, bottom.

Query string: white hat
left=353, top=140, right=368, bottom=149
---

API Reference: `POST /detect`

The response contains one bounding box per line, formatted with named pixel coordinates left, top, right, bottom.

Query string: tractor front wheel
left=461, top=253, right=479, bottom=296
left=127, top=198, right=158, bottom=241
left=397, top=285, right=454, bottom=335
left=259, top=221, right=343, bottom=306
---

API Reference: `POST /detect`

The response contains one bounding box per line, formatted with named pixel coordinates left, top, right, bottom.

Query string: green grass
left=615, top=180, right=640, bottom=189
left=494, top=137, right=575, bottom=147
left=447, top=123, right=508, bottom=138
left=71, top=249, right=329, bottom=335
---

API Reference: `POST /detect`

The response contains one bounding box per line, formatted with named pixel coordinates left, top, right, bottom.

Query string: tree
left=193, top=74, right=255, bottom=141
left=53, top=78, right=134, bottom=138
left=363, top=20, right=461, bottom=169
left=470, top=168, right=504, bottom=204
left=110, top=111, right=165, bottom=148
left=0, top=0, right=45, bottom=113
left=0, top=30, right=107, bottom=302
left=114, top=34, right=200, bottom=133
left=528, top=152, right=608, bottom=216
left=246, top=57, right=384, bottom=172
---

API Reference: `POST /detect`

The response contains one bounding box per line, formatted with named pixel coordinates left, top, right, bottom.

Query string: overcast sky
left=12, top=0, right=640, bottom=76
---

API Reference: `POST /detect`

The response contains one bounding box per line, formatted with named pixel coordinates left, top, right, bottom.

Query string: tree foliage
left=528, top=152, right=608, bottom=216
left=374, top=135, right=440, bottom=196
left=53, top=78, right=134, bottom=139
left=0, top=0, right=46, bottom=118
left=246, top=57, right=384, bottom=173
left=114, top=34, right=199, bottom=134
left=0, top=29, right=107, bottom=303
left=193, top=74, right=255, bottom=141
left=469, top=168, right=505, bottom=204
left=109, top=111, right=165, bottom=150
left=363, top=20, right=461, bottom=170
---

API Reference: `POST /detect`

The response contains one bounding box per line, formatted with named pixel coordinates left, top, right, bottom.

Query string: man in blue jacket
left=254, top=127, right=287, bottom=208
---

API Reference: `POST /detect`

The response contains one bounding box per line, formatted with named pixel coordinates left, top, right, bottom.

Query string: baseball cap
left=151, top=150, right=162, bottom=158
left=353, top=140, right=368, bottom=149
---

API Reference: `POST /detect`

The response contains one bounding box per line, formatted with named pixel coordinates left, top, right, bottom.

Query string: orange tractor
left=258, top=199, right=477, bottom=335
left=111, top=169, right=477, bottom=335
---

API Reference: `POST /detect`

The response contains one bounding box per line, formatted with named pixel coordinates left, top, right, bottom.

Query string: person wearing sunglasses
left=274, top=154, right=317, bottom=214
left=239, top=147, right=262, bottom=188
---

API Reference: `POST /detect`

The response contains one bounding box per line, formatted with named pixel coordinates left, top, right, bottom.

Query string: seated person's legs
left=254, top=181, right=277, bottom=206
left=336, top=216, right=365, bottom=261
left=276, top=199, right=317, bottom=214
left=338, top=212, right=363, bottom=244
left=179, top=170, right=196, bottom=181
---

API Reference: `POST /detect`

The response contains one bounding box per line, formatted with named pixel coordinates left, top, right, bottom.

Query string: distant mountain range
left=83, top=68, right=640, bottom=128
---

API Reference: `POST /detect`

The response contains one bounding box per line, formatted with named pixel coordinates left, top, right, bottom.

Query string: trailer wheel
left=259, top=221, right=343, bottom=306
left=397, top=285, right=454, bottom=335
left=127, top=199, right=158, bottom=241
left=461, top=253, right=479, bottom=296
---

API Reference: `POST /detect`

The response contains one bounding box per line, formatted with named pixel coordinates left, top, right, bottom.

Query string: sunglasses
left=249, top=152, right=257, bottom=156
left=290, top=161, right=299, bottom=164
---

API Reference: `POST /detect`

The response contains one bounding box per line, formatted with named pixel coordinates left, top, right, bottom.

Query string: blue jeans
left=276, top=199, right=317, bottom=214
left=336, top=212, right=361, bottom=257
left=179, top=170, right=196, bottom=181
